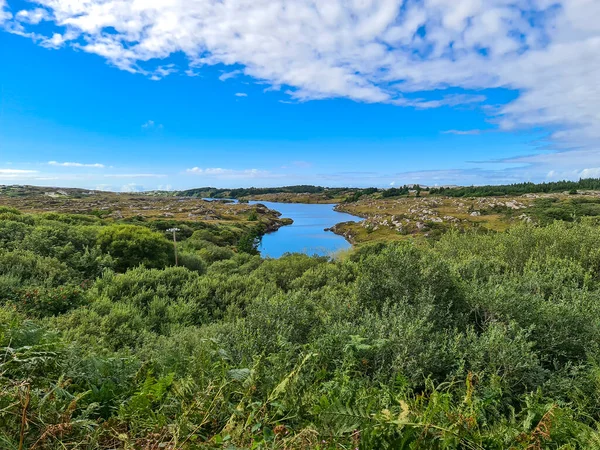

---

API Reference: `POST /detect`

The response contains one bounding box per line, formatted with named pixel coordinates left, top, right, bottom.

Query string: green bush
left=97, top=224, right=172, bottom=271
left=18, top=284, right=88, bottom=317
left=4, top=208, right=600, bottom=448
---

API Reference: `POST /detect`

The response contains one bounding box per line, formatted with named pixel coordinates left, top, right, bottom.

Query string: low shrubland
left=2, top=208, right=600, bottom=448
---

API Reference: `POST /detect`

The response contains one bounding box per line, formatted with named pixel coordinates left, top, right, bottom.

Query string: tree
left=97, top=225, right=171, bottom=271
left=236, top=227, right=262, bottom=255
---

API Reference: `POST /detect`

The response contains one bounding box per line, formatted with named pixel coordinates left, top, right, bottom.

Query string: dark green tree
left=97, top=224, right=171, bottom=271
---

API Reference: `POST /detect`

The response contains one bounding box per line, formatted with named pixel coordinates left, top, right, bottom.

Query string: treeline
left=176, top=185, right=330, bottom=198
left=430, top=178, right=600, bottom=197
left=381, top=184, right=426, bottom=197
left=175, top=185, right=383, bottom=201
left=4, top=203, right=600, bottom=447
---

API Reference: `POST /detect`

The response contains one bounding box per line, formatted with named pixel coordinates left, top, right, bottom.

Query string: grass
left=333, top=191, right=600, bottom=244
left=0, top=185, right=291, bottom=231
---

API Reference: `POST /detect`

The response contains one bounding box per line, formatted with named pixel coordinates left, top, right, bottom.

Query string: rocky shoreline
left=324, top=221, right=359, bottom=244
left=253, top=203, right=295, bottom=233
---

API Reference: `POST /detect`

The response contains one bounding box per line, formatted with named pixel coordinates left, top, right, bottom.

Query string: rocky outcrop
left=325, top=221, right=358, bottom=244
left=264, top=217, right=294, bottom=233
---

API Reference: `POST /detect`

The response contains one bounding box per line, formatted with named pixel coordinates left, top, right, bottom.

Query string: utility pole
left=167, top=228, right=180, bottom=266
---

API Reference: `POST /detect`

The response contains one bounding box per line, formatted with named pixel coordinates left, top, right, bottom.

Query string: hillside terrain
left=334, top=190, right=600, bottom=243
left=3, top=182, right=600, bottom=448
left=0, top=185, right=290, bottom=227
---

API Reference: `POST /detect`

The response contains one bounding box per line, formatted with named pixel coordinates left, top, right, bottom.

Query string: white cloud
left=3, top=0, right=600, bottom=177
left=150, top=65, right=177, bottom=81
left=219, top=70, right=242, bottom=81
left=234, top=92, right=247, bottom=97
left=48, top=161, right=105, bottom=168
left=0, top=169, right=38, bottom=174
left=0, top=0, right=11, bottom=25
left=578, top=168, right=600, bottom=179
left=0, top=169, right=40, bottom=182
left=142, top=120, right=163, bottom=129
left=15, top=8, right=48, bottom=25
left=185, top=167, right=282, bottom=179
left=40, top=33, right=65, bottom=49
left=121, top=183, right=144, bottom=192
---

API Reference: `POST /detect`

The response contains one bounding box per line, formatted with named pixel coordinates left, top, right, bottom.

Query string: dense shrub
left=4, top=210, right=600, bottom=448
left=97, top=224, right=172, bottom=271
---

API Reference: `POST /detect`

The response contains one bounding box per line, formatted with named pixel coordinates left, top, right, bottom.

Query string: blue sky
left=0, top=0, right=599, bottom=190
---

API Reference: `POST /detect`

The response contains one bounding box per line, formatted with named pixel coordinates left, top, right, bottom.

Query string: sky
left=0, top=0, right=599, bottom=191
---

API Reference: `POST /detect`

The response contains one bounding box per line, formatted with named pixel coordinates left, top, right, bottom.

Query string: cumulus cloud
left=15, top=8, right=48, bottom=25
left=40, top=32, right=66, bottom=49
left=185, top=167, right=282, bottom=179
left=579, top=168, right=600, bottom=179
left=546, top=166, right=600, bottom=181
left=142, top=120, right=163, bottom=129
left=2, top=0, right=600, bottom=177
left=48, top=161, right=105, bottom=168
left=0, top=0, right=11, bottom=25
left=234, top=92, right=247, bottom=97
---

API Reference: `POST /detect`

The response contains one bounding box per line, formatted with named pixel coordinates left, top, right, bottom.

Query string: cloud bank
left=48, top=161, right=105, bottom=168
left=185, top=167, right=282, bottom=180
left=2, top=0, right=600, bottom=182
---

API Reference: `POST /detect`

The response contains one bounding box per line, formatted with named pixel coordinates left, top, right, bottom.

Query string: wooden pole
left=172, top=230, right=178, bottom=266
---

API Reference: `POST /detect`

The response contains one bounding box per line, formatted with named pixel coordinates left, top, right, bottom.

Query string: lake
left=249, top=201, right=359, bottom=258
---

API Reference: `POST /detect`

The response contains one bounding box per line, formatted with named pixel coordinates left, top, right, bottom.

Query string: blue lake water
left=249, top=201, right=359, bottom=258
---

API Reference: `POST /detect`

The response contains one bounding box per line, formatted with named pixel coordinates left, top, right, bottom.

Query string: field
left=0, top=185, right=292, bottom=229
left=333, top=191, right=600, bottom=244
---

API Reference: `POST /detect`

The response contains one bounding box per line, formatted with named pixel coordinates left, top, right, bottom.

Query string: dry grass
left=0, top=185, right=288, bottom=228
left=332, top=192, right=600, bottom=244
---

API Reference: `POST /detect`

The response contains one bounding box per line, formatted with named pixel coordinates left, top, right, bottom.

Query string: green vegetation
left=527, top=196, right=600, bottom=224
left=342, top=188, right=379, bottom=203
left=381, top=185, right=414, bottom=198
left=4, top=197, right=600, bottom=448
left=167, top=178, right=600, bottom=205
left=175, top=185, right=331, bottom=198
left=334, top=190, right=600, bottom=245
left=430, top=178, right=600, bottom=197
left=172, top=185, right=381, bottom=203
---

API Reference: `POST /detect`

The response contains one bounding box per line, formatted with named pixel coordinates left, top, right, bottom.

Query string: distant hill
left=0, top=185, right=103, bottom=198
left=171, top=185, right=377, bottom=199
